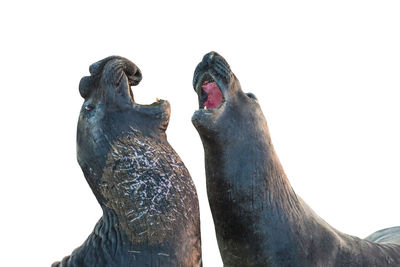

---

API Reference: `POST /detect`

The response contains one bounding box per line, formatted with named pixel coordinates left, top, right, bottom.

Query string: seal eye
left=85, top=104, right=94, bottom=111
left=246, top=93, right=257, bottom=100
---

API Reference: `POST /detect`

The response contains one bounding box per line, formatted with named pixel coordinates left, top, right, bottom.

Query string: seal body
left=192, top=51, right=400, bottom=266
left=53, top=56, right=201, bottom=267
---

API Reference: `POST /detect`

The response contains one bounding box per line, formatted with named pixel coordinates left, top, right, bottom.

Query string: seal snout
left=193, top=51, right=232, bottom=89
left=202, top=51, right=231, bottom=72
left=80, top=56, right=168, bottom=111
left=102, top=57, right=142, bottom=88
left=192, top=52, right=234, bottom=112
left=202, top=51, right=220, bottom=64
left=79, top=56, right=142, bottom=101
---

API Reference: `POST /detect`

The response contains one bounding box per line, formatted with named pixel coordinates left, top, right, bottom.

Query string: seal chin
left=191, top=102, right=225, bottom=130
left=134, top=99, right=171, bottom=132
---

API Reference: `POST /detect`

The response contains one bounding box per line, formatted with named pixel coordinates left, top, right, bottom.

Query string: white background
left=1, top=1, right=400, bottom=266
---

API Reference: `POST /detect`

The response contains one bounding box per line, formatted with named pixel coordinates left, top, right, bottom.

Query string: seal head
left=192, top=52, right=259, bottom=139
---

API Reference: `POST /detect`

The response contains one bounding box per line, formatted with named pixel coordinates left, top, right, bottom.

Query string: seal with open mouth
left=52, top=56, right=201, bottom=267
left=192, top=51, right=400, bottom=266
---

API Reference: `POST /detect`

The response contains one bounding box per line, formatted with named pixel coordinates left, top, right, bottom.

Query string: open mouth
left=127, top=78, right=163, bottom=106
left=125, top=74, right=170, bottom=131
left=196, top=73, right=224, bottom=110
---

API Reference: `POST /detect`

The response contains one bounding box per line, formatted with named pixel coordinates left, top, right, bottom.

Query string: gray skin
left=52, top=56, right=201, bottom=267
left=192, top=51, right=400, bottom=266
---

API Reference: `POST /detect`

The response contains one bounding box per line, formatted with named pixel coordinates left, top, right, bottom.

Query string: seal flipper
left=365, top=226, right=400, bottom=245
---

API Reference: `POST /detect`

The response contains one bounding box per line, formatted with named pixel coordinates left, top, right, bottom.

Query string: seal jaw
left=133, top=99, right=171, bottom=132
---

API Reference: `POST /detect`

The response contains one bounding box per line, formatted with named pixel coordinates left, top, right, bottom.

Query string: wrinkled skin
left=53, top=56, right=201, bottom=267
left=192, top=51, right=400, bottom=266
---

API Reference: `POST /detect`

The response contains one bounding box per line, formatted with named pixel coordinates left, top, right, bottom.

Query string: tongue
left=203, top=82, right=223, bottom=109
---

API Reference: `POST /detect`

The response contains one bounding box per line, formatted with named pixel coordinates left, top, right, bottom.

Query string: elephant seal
left=191, top=51, right=400, bottom=266
left=53, top=56, right=201, bottom=267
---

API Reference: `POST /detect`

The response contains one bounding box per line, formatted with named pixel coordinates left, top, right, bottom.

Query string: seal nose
left=209, top=51, right=215, bottom=60
left=129, top=71, right=142, bottom=86
left=101, top=57, right=142, bottom=87
left=202, top=51, right=221, bottom=66
left=127, top=67, right=142, bottom=86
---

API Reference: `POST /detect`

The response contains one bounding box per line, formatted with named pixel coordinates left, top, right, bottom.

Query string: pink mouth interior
left=202, top=81, right=223, bottom=109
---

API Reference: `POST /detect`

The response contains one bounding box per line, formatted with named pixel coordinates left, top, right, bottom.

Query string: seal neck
left=201, top=108, right=308, bottom=264
left=204, top=118, right=302, bottom=217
